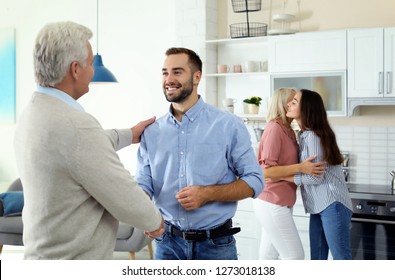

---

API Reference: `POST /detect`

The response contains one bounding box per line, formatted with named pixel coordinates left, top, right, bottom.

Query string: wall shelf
left=205, top=35, right=270, bottom=111
left=205, top=72, right=268, bottom=77
left=205, top=36, right=269, bottom=45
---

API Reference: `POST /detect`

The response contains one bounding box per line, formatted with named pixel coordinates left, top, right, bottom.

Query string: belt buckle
left=182, top=231, right=196, bottom=240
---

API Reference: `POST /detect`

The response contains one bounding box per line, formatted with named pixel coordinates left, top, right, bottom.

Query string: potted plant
left=243, top=96, right=262, bottom=114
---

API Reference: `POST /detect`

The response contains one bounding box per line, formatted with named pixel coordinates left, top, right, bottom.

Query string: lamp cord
left=96, top=0, right=99, bottom=54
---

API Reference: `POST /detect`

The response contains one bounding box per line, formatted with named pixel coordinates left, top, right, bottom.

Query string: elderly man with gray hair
left=14, top=21, right=163, bottom=260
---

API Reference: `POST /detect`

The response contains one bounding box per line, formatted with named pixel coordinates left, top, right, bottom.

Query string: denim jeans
left=309, top=201, right=352, bottom=260
left=154, top=231, right=237, bottom=260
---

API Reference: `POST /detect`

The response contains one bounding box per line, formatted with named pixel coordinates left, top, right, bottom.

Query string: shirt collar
left=168, top=95, right=204, bottom=124
left=298, top=129, right=311, bottom=140
left=36, top=86, right=85, bottom=112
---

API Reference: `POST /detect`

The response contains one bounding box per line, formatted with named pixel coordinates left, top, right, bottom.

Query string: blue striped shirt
left=294, top=130, right=352, bottom=214
left=135, top=97, right=264, bottom=230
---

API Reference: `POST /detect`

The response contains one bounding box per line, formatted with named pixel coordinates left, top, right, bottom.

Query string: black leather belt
left=164, top=219, right=241, bottom=241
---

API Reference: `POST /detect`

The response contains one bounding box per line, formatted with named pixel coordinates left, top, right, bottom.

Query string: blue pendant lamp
left=91, top=0, right=118, bottom=83
left=92, top=54, right=118, bottom=82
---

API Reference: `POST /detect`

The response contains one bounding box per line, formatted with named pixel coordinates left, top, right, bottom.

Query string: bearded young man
left=135, top=47, right=264, bottom=260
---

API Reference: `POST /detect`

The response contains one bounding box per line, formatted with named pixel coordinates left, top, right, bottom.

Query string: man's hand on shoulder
left=131, top=116, right=156, bottom=143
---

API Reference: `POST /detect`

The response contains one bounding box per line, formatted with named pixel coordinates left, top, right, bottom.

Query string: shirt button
left=180, top=151, right=184, bottom=155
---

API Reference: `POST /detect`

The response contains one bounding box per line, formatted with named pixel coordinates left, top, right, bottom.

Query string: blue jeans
left=309, top=202, right=352, bottom=260
left=154, top=232, right=237, bottom=260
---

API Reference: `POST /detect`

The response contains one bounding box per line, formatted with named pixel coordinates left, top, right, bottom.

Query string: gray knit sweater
left=14, top=92, right=161, bottom=259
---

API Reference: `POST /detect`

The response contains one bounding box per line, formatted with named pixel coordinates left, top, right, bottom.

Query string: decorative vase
left=243, top=103, right=259, bottom=114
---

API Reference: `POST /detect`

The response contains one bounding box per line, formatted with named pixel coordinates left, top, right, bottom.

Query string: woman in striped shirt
left=285, top=89, right=353, bottom=260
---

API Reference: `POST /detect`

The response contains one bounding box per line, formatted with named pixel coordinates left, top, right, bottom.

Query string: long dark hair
left=299, top=89, right=343, bottom=165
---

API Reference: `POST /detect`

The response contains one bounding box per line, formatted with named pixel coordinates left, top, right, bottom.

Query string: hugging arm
left=264, top=155, right=326, bottom=180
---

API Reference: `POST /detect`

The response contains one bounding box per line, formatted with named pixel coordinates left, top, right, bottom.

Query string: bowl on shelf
left=268, top=29, right=298, bottom=35
left=269, top=13, right=297, bottom=35
left=272, top=13, right=295, bottom=22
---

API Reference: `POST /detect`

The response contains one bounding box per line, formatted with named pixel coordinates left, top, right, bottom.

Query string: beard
left=163, top=77, right=194, bottom=103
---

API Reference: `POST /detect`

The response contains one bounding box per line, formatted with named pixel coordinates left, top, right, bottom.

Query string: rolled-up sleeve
left=135, top=132, right=154, bottom=198
left=231, top=119, right=264, bottom=198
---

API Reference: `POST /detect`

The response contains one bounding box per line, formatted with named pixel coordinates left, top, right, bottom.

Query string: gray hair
left=266, top=87, right=296, bottom=124
left=34, top=21, right=93, bottom=86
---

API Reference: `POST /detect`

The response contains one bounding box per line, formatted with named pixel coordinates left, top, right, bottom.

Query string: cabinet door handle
left=387, top=71, right=392, bottom=94
left=379, top=72, right=383, bottom=94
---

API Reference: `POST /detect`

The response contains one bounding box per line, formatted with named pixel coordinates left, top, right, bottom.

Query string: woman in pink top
left=253, top=88, right=325, bottom=260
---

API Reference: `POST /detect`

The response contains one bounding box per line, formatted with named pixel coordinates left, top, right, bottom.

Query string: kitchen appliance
left=348, top=184, right=395, bottom=260
left=341, top=152, right=350, bottom=183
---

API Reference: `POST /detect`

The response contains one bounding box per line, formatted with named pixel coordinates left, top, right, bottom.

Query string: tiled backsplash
left=334, top=126, right=395, bottom=186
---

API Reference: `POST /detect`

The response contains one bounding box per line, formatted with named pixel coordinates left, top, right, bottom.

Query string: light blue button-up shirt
left=135, top=97, right=264, bottom=230
left=36, top=86, right=85, bottom=112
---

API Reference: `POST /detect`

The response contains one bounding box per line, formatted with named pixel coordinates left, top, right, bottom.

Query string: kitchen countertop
left=348, top=183, right=395, bottom=201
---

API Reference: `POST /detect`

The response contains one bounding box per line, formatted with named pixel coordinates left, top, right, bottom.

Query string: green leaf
left=243, top=96, right=262, bottom=106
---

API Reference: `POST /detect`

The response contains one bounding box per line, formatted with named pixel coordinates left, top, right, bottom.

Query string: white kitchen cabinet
left=293, top=188, right=310, bottom=260
left=293, top=216, right=310, bottom=260
left=267, top=30, right=347, bottom=116
left=233, top=198, right=261, bottom=260
left=347, top=27, right=395, bottom=115
left=347, top=28, right=395, bottom=98
left=205, top=37, right=270, bottom=118
left=268, top=30, right=347, bottom=72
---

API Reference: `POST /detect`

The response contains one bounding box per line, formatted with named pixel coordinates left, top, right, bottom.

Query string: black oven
left=349, top=184, right=395, bottom=260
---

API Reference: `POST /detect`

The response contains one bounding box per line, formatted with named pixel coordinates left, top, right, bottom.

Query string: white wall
left=0, top=0, right=177, bottom=187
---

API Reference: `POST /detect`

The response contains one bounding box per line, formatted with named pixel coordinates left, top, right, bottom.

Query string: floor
left=0, top=244, right=153, bottom=260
